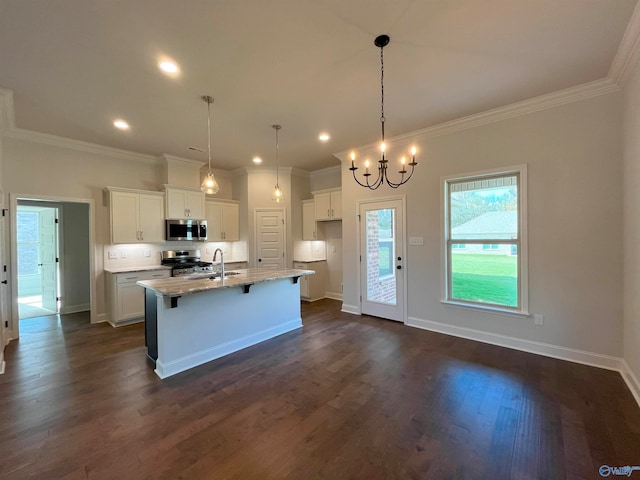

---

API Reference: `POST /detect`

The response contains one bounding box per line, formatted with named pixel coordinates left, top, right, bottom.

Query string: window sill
left=441, top=300, right=530, bottom=319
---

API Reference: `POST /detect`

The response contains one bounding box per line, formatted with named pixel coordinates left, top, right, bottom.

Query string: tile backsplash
left=104, top=241, right=248, bottom=270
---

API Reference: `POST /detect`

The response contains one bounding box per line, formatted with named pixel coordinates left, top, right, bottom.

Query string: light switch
left=534, top=314, right=544, bottom=326
left=409, top=236, right=424, bottom=246
left=108, top=251, right=118, bottom=259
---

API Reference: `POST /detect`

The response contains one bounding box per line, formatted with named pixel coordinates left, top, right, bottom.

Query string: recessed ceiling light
left=319, top=132, right=330, bottom=142
left=113, top=119, right=130, bottom=130
left=253, top=156, right=262, bottom=165
left=159, top=61, right=179, bottom=74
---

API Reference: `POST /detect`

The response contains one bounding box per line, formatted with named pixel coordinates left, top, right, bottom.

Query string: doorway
left=16, top=204, right=60, bottom=319
left=359, top=198, right=406, bottom=322
left=255, top=209, right=285, bottom=269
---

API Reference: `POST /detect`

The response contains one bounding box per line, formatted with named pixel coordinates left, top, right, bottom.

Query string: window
left=443, top=165, right=528, bottom=313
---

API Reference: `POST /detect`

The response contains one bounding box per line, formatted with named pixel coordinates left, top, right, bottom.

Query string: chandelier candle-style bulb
left=348, top=34, right=419, bottom=189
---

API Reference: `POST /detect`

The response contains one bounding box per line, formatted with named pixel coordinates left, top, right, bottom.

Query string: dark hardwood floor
left=1, top=299, right=639, bottom=479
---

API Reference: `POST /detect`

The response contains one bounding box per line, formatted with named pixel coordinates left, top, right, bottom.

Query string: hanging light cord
left=206, top=97, right=212, bottom=172
left=274, top=125, right=280, bottom=187
left=380, top=43, right=385, bottom=144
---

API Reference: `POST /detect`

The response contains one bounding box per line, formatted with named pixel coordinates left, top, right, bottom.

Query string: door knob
left=397, top=265, right=402, bottom=270
left=1, top=280, right=7, bottom=284
left=397, top=257, right=402, bottom=261
left=258, top=258, right=262, bottom=262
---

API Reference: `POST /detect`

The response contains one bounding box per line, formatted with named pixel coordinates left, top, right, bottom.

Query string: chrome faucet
left=213, top=248, right=225, bottom=279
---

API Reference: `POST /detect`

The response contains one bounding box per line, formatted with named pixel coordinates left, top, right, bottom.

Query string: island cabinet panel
left=139, top=269, right=312, bottom=379
left=152, top=279, right=301, bottom=378
left=205, top=200, right=240, bottom=241
left=165, top=187, right=205, bottom=219
left=314, top=190, right=342, bottom=221
left=107, top=188, right=165, bottom=244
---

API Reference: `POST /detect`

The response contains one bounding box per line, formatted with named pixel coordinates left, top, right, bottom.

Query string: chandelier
left=200, top=95, right=220, bottom=195
left=271, top=124, right=284, bottom=202
left=349, top=34, right=418, bottom=189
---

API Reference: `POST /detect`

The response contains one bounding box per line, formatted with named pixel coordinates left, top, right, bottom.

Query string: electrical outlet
left=108, top=251, right=118, bottom=259
left=120, top=251, right=127, bottom=258
left=205, top=246, right=212, bottom=254
left=534, top=314, right=544, bottom=326
left=144, top=249, right=151, bottom=257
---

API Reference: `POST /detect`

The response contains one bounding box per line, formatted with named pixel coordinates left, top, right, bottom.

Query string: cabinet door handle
left=140, top=231, right=144, bottom=240
left=331, top=209, right=334, bottom=217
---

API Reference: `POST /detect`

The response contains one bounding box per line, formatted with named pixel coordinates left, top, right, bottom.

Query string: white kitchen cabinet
left=107, top=269, right=171, bottom=326
left=302, top=200, right=317, bottom=240
left=106, top=187, right=165, bottom=244
left=314, top=190, right=342, bottom=221
left=205, top=200, right=240, bottom=241
left=293, top=261, right=326, bottom=301
left=165, top=187, right=205, bottom=219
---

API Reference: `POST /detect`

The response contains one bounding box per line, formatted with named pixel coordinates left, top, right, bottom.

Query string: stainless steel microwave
left=165, top=219, right=207, bottom=241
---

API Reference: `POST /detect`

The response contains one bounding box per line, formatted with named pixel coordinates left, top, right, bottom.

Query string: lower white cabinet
left=293, top=261, right=327, bottom=301
left=107, top=269, right=171, bottom=326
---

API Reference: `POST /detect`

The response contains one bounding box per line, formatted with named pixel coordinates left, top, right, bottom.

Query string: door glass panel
left=365, top=208, right=396, bottom=305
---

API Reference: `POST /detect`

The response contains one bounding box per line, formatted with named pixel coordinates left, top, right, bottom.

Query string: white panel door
left=359, top=199, right=405, bottom=322
left=255, top=210, right=285, bottom=269
left=39, top=208, right=59, bottom=313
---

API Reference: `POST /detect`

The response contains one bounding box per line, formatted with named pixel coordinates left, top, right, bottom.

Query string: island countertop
left=137, top=268, right=314, bottom=297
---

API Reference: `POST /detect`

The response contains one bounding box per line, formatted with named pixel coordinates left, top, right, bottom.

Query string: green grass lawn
left=451, top=253, right=518, bottom=307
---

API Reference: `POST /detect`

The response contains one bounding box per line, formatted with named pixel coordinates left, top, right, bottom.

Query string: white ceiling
left=0, top=0, right=637, bottom=171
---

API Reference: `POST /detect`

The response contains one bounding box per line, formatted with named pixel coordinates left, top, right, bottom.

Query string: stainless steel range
left=161, top=250, right=214, bottom=277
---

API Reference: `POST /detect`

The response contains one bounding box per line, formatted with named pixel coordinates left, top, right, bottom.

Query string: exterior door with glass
left=359, top=198, right=405, bottom=322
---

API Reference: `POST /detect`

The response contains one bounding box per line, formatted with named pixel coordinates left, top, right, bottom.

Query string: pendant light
left=349, top=34, right=418, bottom=189
left=271, top=124, right=284, bottom=202
left=200, top=95, right=220, bottom=195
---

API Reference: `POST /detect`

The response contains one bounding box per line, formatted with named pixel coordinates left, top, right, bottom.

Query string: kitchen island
left=138, top=268, right=314, bottom=378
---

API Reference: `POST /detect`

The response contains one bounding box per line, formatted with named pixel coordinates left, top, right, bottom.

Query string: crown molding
left=609, top=0, right=640, bottom=86
left=310, top=164, right=341, bottom=177
left=2, top=127, right=159, bottom=164
left=158, top=153, right=205, bottom=167
left=0, top=88, right=16, bottom=131
left=333, top=78, right=620, bottom=161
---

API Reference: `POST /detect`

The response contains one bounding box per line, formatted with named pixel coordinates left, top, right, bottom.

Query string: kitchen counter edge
left=137, top=268, right=315, bottom=297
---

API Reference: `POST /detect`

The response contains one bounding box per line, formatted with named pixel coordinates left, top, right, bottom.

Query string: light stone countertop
left=104, top=265, right=172, bottom=274
left=137, top=268, right=315, bottom=297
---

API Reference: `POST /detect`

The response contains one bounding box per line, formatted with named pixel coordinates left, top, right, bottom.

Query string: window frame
left=441, top=164, right=528, bottom=316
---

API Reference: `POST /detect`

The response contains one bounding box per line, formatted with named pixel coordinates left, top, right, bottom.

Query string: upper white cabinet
left=314, top=190, right=342, bottom=221
left=106, top=187, right=165, bottom=244
left=205, top=200, right=240, bottom=241
left=165, top=187, right=205, bottom=219
left=302, top=200, right=317, bottom=240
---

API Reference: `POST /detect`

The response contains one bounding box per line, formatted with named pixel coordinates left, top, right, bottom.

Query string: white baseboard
left=324, top=292, right=343, bottom=301
left=621, top=360, right=640, bottom=407
left=155, top=319, right=302, bottom=379
left=95, top=313, right=110, bottom=324
left=341, top=304, right=360, bottom=315
left=60, top=303, right=90, bottom=314
left=407, top=316, right=623, bottom=371
left=0, top=360, right=4, bottom=375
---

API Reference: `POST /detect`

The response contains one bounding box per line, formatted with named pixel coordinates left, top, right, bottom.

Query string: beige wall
left=3, top=137, right=164, bottom=320
left=623, top=60, right=640, bottom=379
left=341, top=92, right=624, bottom=357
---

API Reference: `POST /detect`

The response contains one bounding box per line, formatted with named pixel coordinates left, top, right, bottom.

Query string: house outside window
left=443, top=165, right=528, bottom=314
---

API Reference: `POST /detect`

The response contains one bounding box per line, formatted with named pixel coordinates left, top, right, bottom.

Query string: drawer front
left=115, top=269, right=170, bottom=284
left=293, top=262, right=307, bottom=269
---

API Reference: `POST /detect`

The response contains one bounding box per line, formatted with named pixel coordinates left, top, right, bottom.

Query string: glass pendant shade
left=272, top=184, right=284, bottom=202
left=201, top=171, right=220, bottom=195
